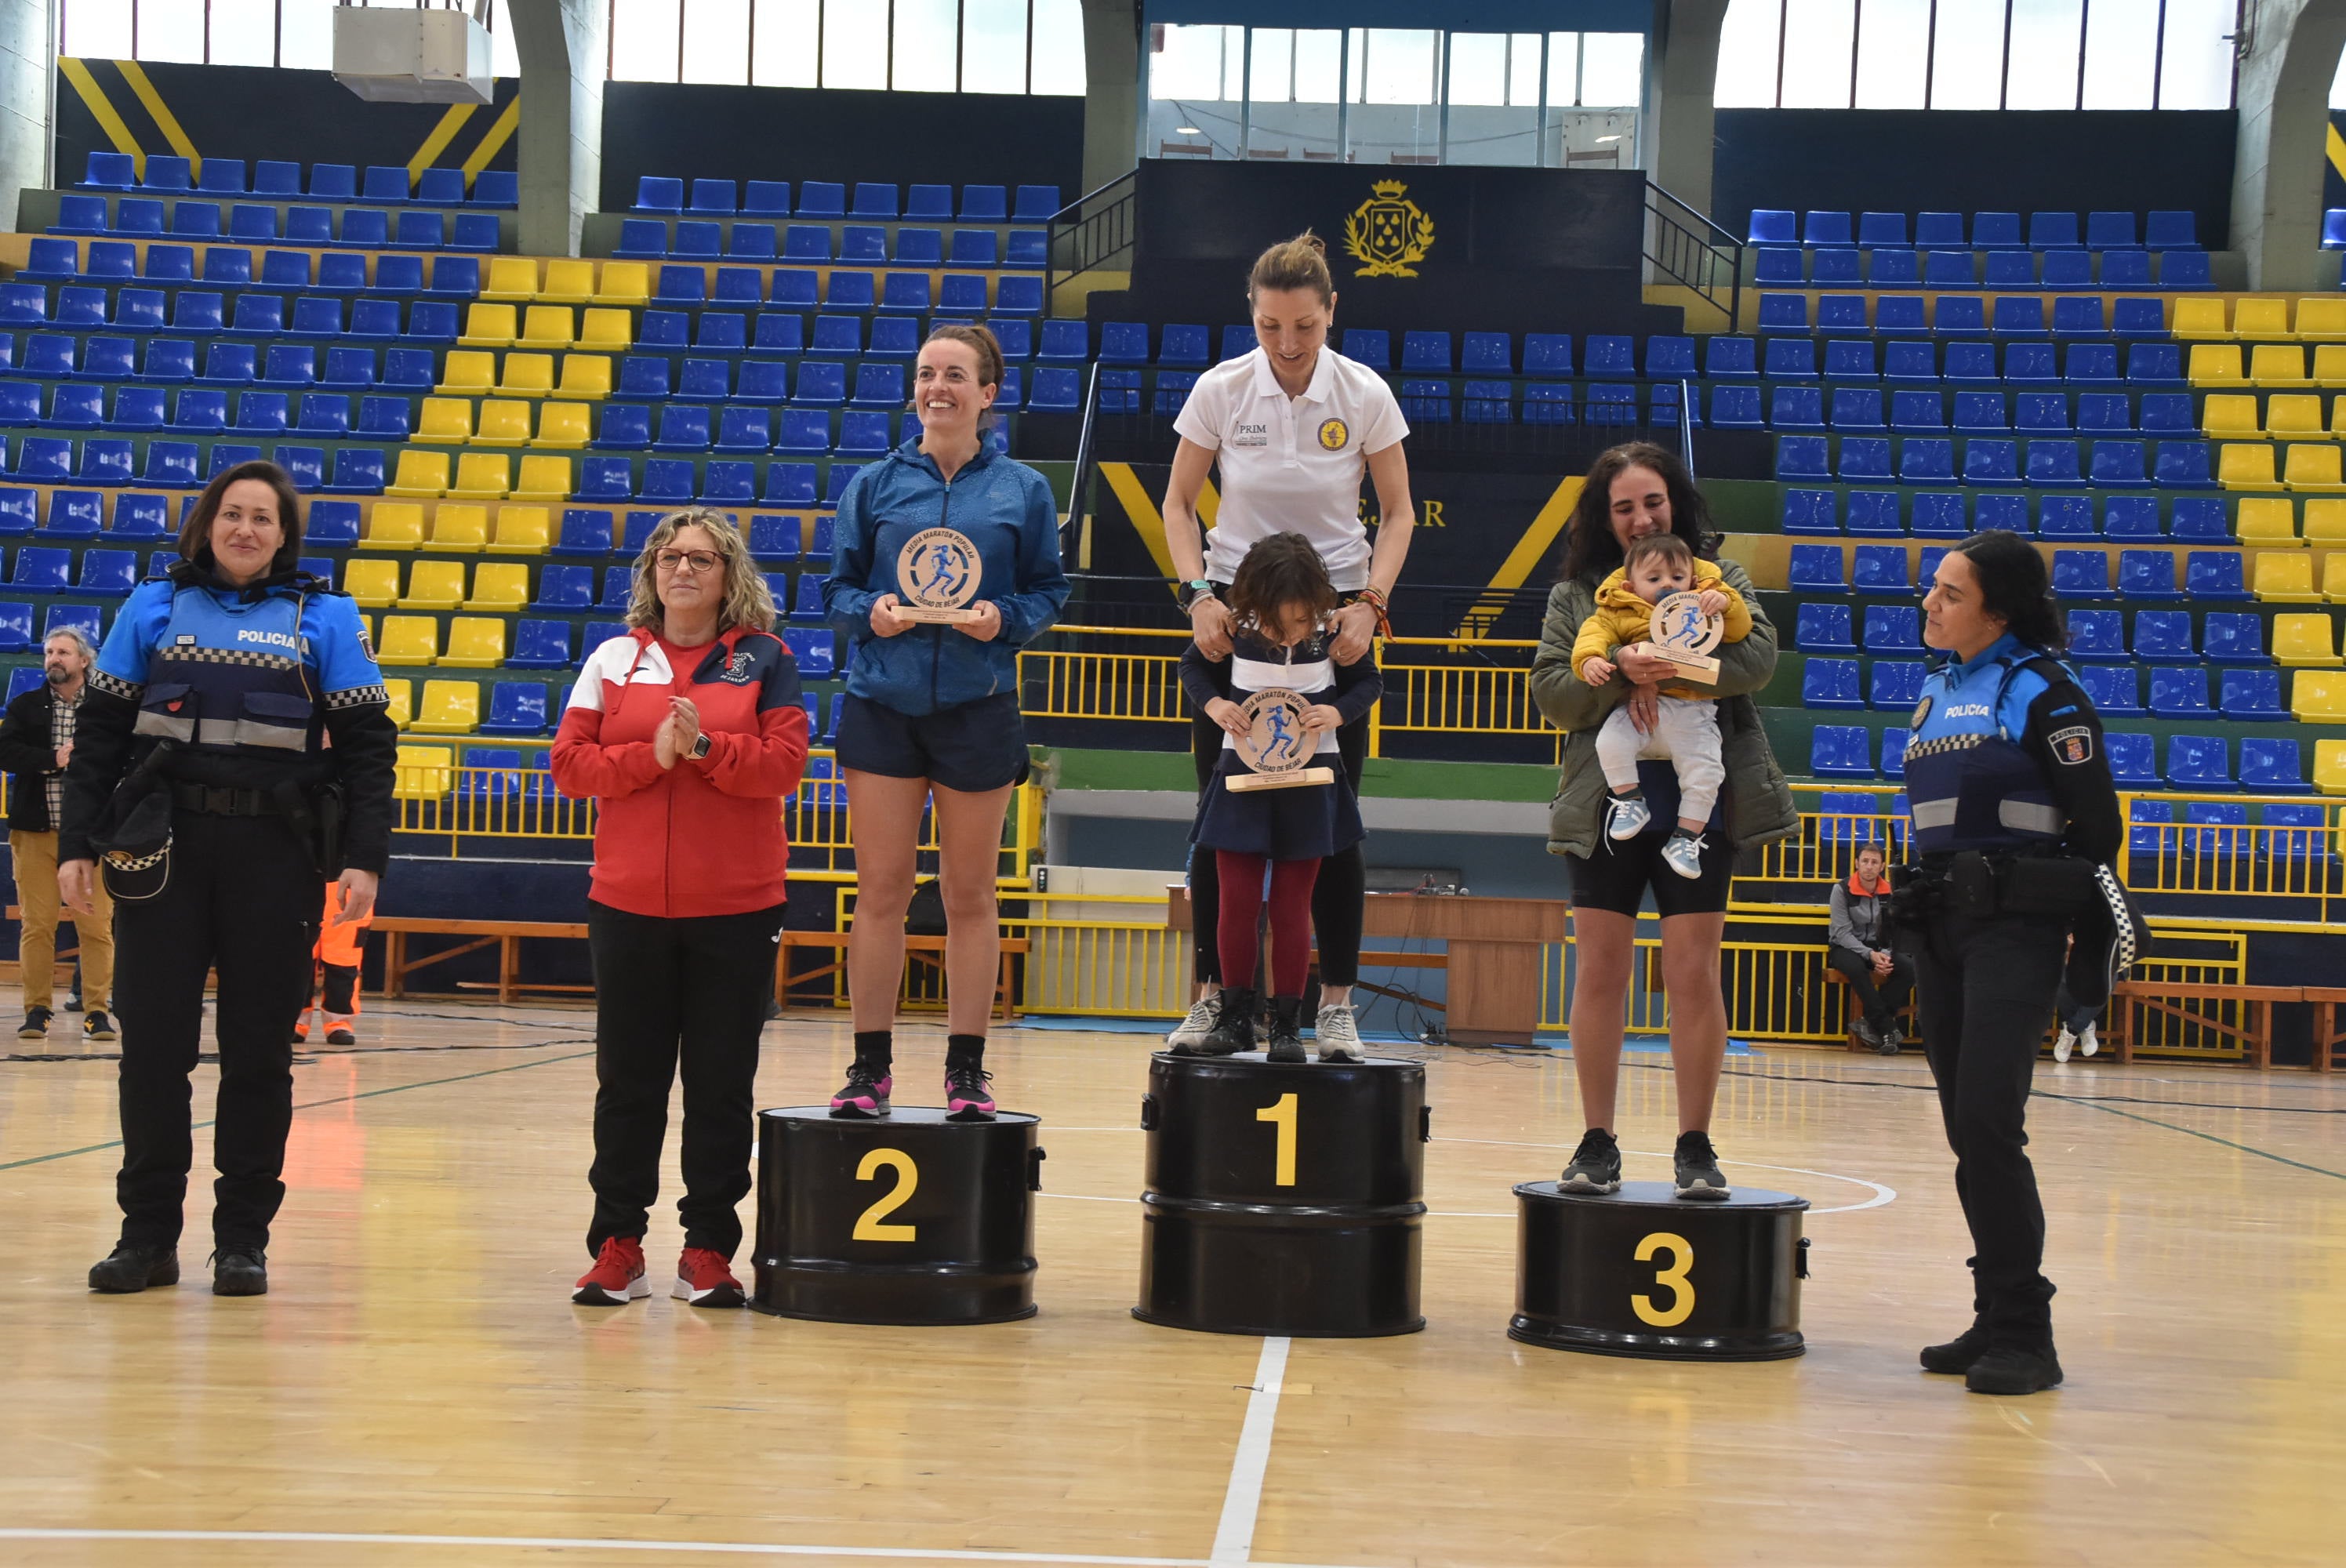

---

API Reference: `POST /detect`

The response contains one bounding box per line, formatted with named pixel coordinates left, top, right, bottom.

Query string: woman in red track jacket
left=550, top=508, right=808, bottom=1311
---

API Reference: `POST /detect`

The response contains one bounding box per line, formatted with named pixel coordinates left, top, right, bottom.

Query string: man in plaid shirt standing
left=0, top=627, right=115, bottom=1044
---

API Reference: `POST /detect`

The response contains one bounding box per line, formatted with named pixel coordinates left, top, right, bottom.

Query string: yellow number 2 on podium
left=1632, top=1231, right=1695, bottom=1327
left=852, top=1148, right=919, bottom=1241
left=1255, top=1092, right=1298, bottom=1187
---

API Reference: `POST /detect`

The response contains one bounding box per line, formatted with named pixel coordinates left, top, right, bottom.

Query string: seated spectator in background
left=1827, top=841, right=1912, bottom=1055
left=0, top=627, right=114, bottom=1045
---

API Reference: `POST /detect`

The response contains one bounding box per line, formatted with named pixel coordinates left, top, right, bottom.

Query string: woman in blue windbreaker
left=821, top=324, right=1069, bottom=1123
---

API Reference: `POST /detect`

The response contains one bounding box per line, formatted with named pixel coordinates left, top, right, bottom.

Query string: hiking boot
left=325, top=1027, right=355, bottom=1047
left=88, top=1243, right=178, bottom=1294
left=1167, top=993, right=1219, bottom=1051
left=1193, top=985, right=1258, bottom=1058
left=1559, top=1128, right=1622, bottom=1194
left=573, top=1236, right=648, bottom=1305
left=1966, top=1340, right=2064, bottom=1396
left=1264, top=996, right=1307, bottom=1063
left=210, top=1246, right=268, bottom=1297
left=1920, top=1319, right=1992, bottom=1375
left=1673, top=1130, right=1730, bottom=1200
left=1314, top=1003, right=1364, bottom=1063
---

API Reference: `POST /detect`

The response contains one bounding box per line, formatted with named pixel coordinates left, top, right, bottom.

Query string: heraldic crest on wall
left=1343, top=180, right=1436, bottom=278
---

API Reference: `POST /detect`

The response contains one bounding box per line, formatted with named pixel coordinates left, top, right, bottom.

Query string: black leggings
left=1825, top=945, right=1915, bottom=1031
left=1189, top=702, right=1369, bottom=987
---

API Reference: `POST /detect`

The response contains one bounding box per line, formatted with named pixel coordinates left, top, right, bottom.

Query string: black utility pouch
left=1947, top=852, right=1999, bottom=916
left=1999, top=854, right=2097, bottom=916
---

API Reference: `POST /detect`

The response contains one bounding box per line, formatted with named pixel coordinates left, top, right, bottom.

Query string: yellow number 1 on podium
left=1256, top=1092, right=1298, bottom=1187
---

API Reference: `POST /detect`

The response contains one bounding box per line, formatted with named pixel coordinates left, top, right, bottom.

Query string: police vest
left=130, top=586, right=324, bottom=757
left=1903, top=647, right=2071, bottom=856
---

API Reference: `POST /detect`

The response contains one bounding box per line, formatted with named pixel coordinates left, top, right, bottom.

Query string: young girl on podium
left=1177, top=533, right=1382, bottom=1063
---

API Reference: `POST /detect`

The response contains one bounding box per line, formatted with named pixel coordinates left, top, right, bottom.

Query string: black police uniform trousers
left=114, top=811, right=321, bottom=1251
left=1910, top=908, right=2066, bottom=1338
left=1188, top=703, right=1369, bottom=988
left=585, top=898, right=787, bottom=1259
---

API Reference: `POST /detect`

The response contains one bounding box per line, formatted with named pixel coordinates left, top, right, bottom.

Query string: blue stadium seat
left=1756, top=293, right=1808, bottom=332
left=2163, top=497, right=2225, bottom=542
left=2240, top=739, right=2311, bottom=793
left=2155, top=442, right=2215, bottom=488
left=1811, top=249, right=1862, bottom=286
left=1824, top=340, right=1878, bottom=383
left=2129, top=343, right=2185, bottom=384
left=1787, top=543, right=1845, bottom=591
left=2148, top=665, right=2213, bottom=719
left=1963, top=439, right=2021, bottom=485
left=764, top=463, right=818, bottom=506
left=1774, top=436, right=1829, bottom=481
left=1803, top=659, right=1864, bottom=710
left=1910, top=492, right=1967, bottom=538
left=480, top=685, right=550, bottom=737
left=416, top=167, right=467, bottom=205
left=948, top=228, right=999, bottom=267
left=1762, top=339, right=1817, bottom=380
left=2075, top=392, right=2130, bottom=432
left=1709, top=387, right=1763, bottom=429
left=1781, top=489, right=1836, bottom=535
left=2051, top=550, right=2110, bottom=597
left=1923, top=250, right=1977, bottom=290
left=2117, top=549, right=2179, bottom=598
left=1704, top=337, right=1757, bottom=378
left=841, top=225, right=886, bottom=263
left=1838, top=437, right=1894, bottom=481
left=2079, top=665, right=2142, bottom=716
left=1745, top=209, right=1795, bottom=245
left=1013, top=184, right=1060, bottom=220
left=1897, top=438, right=1956, bottom=484
left=2026, top=440, right=2086, bottom=488
left=1951, top=392, right=2006, bottom=433
left=362, top=165, right=410, bottom=204
left=2160, top=250, right=2212, bottom=289
left=2096, top=497, right=2157, bottom=542
left=574, top=457, right=634, bottom=502
left=2098, top=731, right=2155, bottom=787
left=2220, top=668, right=2286, bottom=721
left=636, top=176, right=685, bottom=213
left=653, top=405, right=712, bottom=452
left=1851, top=545, right=1908, bottom=592
left=2065, top=608, right=2126, bottom=661
left=2165, top=734, right=2232, bottom=790
left=2200, top=612, right=2264, bottom=663
left=71, top=549, right=138, bottom=597
left=2185, top=550, right=2250, bottom=599
left=2089, top=440, right=2148, bottom=487
left=1810, top=726, right=1874, bottom=779
left=40, top=488, right=101, bottom=537
left=1772, top=387, right=1826, bottom=433
left=1869, top=660, right=1925, bottom=710
left=1844, top=491, right=1901, bottom=535
left=1883, top=341, right=1936, bottom=382
left=2037, top=495, right=2094, bottom=538
left=1973, top=493, right=2027, bottom=534
left=614, top=219, right=670, bottom=260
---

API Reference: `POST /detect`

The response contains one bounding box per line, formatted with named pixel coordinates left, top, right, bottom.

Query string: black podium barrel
left=1510, top=1180, right=1809, bottom=1361
left=1135, top=1051, right=1428, bottom=1338
left=751, top=1107, right=1042, bottom=1326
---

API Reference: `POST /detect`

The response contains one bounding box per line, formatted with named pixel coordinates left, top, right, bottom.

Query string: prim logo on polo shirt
left=1230, top=420, right=1270, bottom=448
left=236, top=630, right=300, bottom=652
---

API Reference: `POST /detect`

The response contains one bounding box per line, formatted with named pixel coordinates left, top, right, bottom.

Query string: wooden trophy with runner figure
left=895, top=527, right=984, bottom=624
left=1225, top=688, right=1337, bottom=793
left=1645, top=590, right=1724, bottom=683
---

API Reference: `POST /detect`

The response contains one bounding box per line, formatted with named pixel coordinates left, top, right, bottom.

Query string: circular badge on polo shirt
left=1317, top=417, right=1349, bottom=452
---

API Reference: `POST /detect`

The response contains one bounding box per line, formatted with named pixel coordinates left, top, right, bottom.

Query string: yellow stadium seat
left=2218, top=442, right=2279, bottom=490
left=2254, top=550, right=2323, bottom=601
left=340, top=557, right=401, bottom=608
left=394, top=743, right=453, bottom=798
left=363, top=500, right=427, bottom=549
left=2272, top=612, right=2341, bottom=666
left=2203, top=394, right=2264, bottom=439
left=2234, top=497, right=2300, bottom=545
left=401, top=560, right=467, bottom=611
left=2250, top=344, right=2312, bottom=388
left=456, top=302, right=518, bottom=348
left=2292, top=668, right=2346, bottom=721
left=2327, top=555, right=2346, bottom=604
left=385, top=450, right=449, bottom=499
left=377, top=615, right=441, bottom=664
left=2268, top=394, right=2326, bottom=440
left=2299, top=297, right=2346, bottom=343
left=2317, top=739, right=2346, bottom=795
left=478, top=256, right=541, bottom=302
left=428, top=503, right=489, bottom=552
left=518, top=305, right=576, bottom=350
left=497, top=351, right=556, bottom=397
left=2285, top=442, right=2346, bottom=492
left=550, top=354, right=612, bottom=401
left=437, top=350, right=497, bottom=395
left=510, top=454, right=572, bottom=503
left=592, top=261, right=651, bottom=306
left=439, top=616, right=508, bottom=669
left=2173, top=297, right=2232, bottom=339
left=414, top=397, right=474, bottom=445
left=470, top=398, right=534, bottom=448
left=531, top=401, right=592, bottom=448
left=486, top=505, right=553, bottom=554
left=2316, top=346, right=2346, bottom=388
left=384, top=678, right=414, bottom=730
left=448, top=453, right=510, bottom=500
left=464, top=562, right=531, bottom=610
left=579, top=307, right=633, bottom=350
left=2190, top=344, right=2249, bottom=387
left=2233, top=297, right=2293, bottom=341
left=412, top=680, right=481, bottom=735
left=540, top=259, right=595, bottom=304
left=2305, top=499, right=2346, bottom=544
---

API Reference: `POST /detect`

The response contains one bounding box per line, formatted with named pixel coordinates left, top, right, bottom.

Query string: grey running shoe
left=1167, top=993, right=1218, bottom=1051
left=1673, top=1130, right=1730, bottom=1200
left=1560, top=1128, right=1622, bottom=1193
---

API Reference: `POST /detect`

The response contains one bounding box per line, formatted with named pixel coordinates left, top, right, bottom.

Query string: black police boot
left=1193, top=986, right=1258, bottom=1057
left=1919, top=1319, right=1992, bottom=1374
left=89, top=1243, right=179, bottom=1294
left=1966, top=1334, right=2063, bottom=1396
left=1263, top=995, right=1307, bottom=1063
left=211, top=1245, right=269, bottom=1297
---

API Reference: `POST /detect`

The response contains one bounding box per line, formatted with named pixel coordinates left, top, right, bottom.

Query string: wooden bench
left=2104, top=981, right=2303, bottom=1069
left=778, top=931, right=1029, bottom=1022
left=2285, top=987, right=2346, bottom=1073
left=375, top=917, right=591, bottom=1004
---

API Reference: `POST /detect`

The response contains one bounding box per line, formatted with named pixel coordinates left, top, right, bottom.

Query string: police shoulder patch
left=2050, top=724, right=2094, bottom=765
left=1910, top=695, right=1932, bottom=729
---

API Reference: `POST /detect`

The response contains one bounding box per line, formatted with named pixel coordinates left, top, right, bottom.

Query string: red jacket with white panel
left=550, top=626, right=809, bottom=919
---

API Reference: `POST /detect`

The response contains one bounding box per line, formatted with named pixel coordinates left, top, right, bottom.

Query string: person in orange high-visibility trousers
left=292, top=881, right=370, bottom=1046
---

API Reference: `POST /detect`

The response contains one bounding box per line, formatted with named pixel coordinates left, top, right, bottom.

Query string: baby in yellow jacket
left=1571, top=533, right=1752, bottom=875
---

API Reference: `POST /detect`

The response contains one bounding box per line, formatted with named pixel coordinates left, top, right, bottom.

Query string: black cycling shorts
left=1564, top=831, right=1736, bottom=918
left=835, top=691, right=1030, bottom=794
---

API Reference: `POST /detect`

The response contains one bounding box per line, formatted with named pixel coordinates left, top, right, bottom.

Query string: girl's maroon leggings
left=1215, top=851, right=1322, bottom=996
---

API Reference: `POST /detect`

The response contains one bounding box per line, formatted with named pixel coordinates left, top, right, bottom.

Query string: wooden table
left=1168, top=886, right=1569, bottom=1046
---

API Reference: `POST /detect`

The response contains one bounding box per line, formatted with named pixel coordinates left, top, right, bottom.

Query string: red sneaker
left=673, top=1247, right=745, bottom=1308
left=572, top=1236, right=648, bottom=1305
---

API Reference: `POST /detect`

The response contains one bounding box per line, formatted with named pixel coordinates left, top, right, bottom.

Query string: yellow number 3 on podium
left=1632, top=1231, right=1695, bottom=1327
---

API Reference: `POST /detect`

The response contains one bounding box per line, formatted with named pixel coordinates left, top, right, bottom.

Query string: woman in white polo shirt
left=1159, top=231, right=1415, bottom=1058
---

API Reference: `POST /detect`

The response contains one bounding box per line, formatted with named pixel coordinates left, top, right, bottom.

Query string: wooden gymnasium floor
left=1, top=997, right=2342, bottom=1568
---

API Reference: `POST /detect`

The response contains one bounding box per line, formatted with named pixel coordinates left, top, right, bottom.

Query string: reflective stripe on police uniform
left=1904, top=633, right=2081, bottom=857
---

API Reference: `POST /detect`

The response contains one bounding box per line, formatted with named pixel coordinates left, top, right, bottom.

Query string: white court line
left=0, top=1530, right=1366, bottom=1568
left=1210, top=1337, right=1291, bottom=1565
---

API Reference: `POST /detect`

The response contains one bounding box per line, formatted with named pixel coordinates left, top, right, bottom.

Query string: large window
left=55, top=0, right=1085, bottom=94
left=1715, top=0, right=2242, bottom=110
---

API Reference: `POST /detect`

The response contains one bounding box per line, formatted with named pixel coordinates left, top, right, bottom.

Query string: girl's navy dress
left=1180, top=626, right=1382, bottom=861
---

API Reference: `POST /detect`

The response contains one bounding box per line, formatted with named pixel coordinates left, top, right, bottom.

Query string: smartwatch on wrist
left=1175, top=579, right=1217, bottom=612
left=689, top=733, right=712, bottom=760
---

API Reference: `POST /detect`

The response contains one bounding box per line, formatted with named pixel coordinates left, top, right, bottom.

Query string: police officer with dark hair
left=61, top=460, right=397, bottom=1299
left=1897, top=529, right=2124, bottom=1396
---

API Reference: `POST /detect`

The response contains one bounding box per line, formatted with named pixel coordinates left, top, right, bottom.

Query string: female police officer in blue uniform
left=1899, top=530, right=2120, bottom=1396
left=60, top=461, right=397, bottom=1298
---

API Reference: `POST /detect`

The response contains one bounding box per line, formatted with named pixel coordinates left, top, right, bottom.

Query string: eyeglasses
left=652, top=550, right=723, bottom=575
